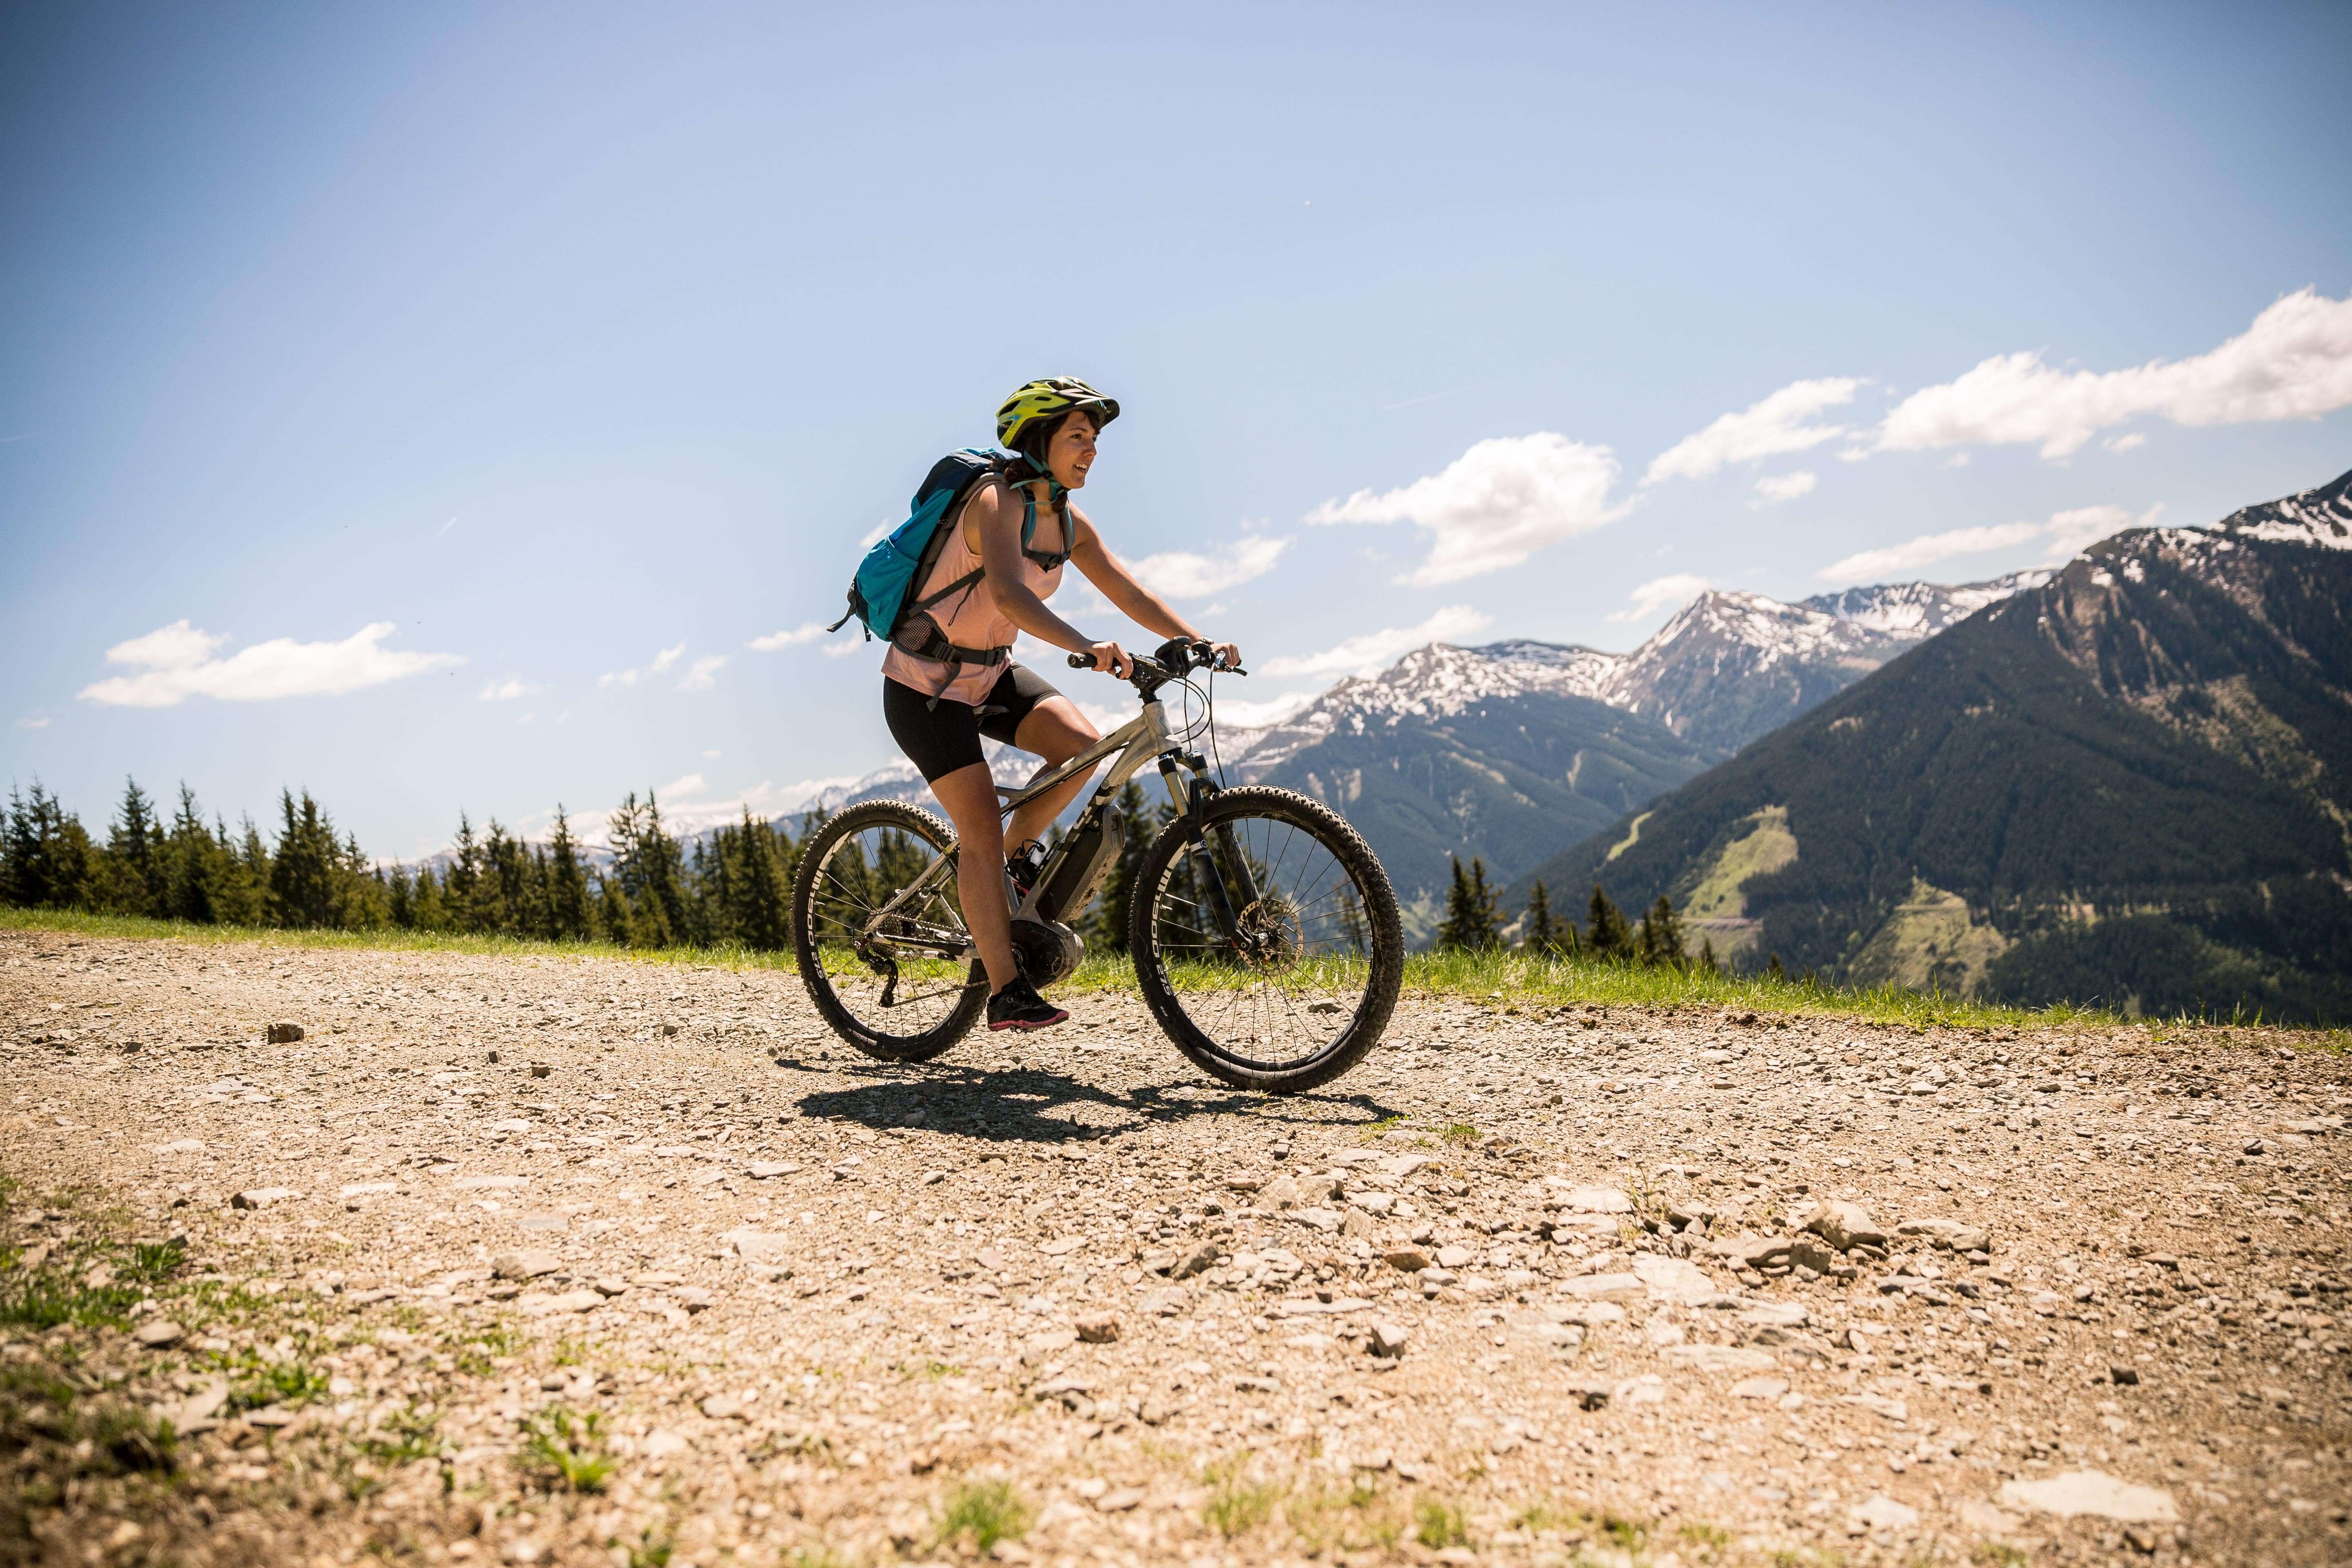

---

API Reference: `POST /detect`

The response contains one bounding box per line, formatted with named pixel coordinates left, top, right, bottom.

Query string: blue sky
left=5, top=1, right=2350, bottom=856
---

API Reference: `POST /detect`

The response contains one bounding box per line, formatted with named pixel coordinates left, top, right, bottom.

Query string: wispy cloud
left=1875, top=288, right=2352, bottom=458
left=1643, top=378, right=1861, bottom=485
left=678, top=655, right=728, bottom=691
left=746, top=622, right=830, bottom=651
left=821, top=640, right=863, bottom=659
left=78, top=620, right=461, bottom=708
left=433, top=515, right=459, bottom=540
left=1129, top=534, right=1290, bottom=598
left=477, top=676, right=538, bottom=702
left=15, top=716, right=48, bottom=730
left=1816, top=503, right=2159, bottom=583
left=1608, top=574, right=1711, bottom=623
left=1261, top=605, right=1493, bottom=679
left=1306, top=434, right=1626, bottom=586
left=1750, top=471, right=1817, bottom=507
left=599, top=643, right=686, bottom=688
left=658, top=772, right=707, bottom=799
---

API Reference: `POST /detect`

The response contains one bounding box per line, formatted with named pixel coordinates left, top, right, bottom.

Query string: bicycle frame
left=855, top=680, right=1258, bottom=964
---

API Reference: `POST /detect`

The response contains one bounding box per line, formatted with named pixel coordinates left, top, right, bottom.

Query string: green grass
left=517, top=1406, right=615, bottom=1493
left=933, top=1478, right=1031, bottom=1554
left=1202, top=1457, right=1282, bottom=1538
left=15, top=902, right=2341, bottom=1039
left=1414, top=1497, right=1471, bottom=1550
left=0, top=1270, right=144, bottom=1332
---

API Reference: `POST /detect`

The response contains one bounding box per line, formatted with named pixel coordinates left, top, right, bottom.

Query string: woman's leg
left=928, top=761, right=1019, bottom=994
left=1003, top=696, right=1103, bottom=851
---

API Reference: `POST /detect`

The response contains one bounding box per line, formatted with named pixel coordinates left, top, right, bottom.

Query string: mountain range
left=1514, top=467, right=2352, bottom=1021
left=801, top=566, right=2060, bottom=937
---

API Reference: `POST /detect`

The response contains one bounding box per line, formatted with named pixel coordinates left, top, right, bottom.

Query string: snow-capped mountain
left=2215, top=466, right=2352, bottom=550
left=1232, top=567, right=2056, bottom=776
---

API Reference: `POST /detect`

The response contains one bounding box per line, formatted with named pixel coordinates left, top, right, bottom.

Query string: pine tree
left=1586, top=884, right=1633, bottom=961
left=104, top=777, right=167, bottom=916
left=1698, top=934, right=1719, bottom=973
left=544, top=808, right=592, bottom=941
left=594, top=871, right=635, bottom=947
left=1635, top=894, right=1687, bottom=968
left=268, top=791, right=340, bottom=927
left=730, top=809, right=792, bottom=952
left=1, top=783, right=98, bottom=911
left=1436, top=855, right=1502, bottom=951
left=445, top=814, right=483, bottom=931
left=1766, top=953, right=1787, bottom=982
left=1522, top=879, right=1558, bottom=954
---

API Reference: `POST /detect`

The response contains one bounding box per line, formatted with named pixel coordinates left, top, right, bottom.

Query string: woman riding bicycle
left=882, top=377, right=1241, bottom=1032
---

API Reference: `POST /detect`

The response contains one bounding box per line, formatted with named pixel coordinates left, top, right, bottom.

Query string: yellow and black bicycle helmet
left=996, top=376, right=1120, bottom=451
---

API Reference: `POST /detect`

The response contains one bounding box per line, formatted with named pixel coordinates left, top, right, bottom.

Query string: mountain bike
left=790, top=638, right=1403, bottom=1091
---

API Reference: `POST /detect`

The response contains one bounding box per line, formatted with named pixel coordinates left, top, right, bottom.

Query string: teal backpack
left=828, top=449, right=1073, bottom=671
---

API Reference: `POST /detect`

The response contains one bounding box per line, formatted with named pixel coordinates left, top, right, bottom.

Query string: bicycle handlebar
left=1066, top=639, right=1247, bottom=679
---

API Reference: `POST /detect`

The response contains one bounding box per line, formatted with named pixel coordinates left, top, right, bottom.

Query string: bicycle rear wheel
left=791, top=800, right=984, bottom=1062
left=1129, top=785, right=1403, bottom=1092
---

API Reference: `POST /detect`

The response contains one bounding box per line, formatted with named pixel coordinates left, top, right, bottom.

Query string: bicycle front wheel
left=1129, top=785, right=1403, bottom=1092
left=791, top=800, right=984, bottom=1062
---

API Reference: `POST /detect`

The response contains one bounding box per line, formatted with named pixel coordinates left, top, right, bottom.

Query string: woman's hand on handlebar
left=1069, top=640, right=1133, bottom=679
left=1209, top=640, right=1243, bottom=673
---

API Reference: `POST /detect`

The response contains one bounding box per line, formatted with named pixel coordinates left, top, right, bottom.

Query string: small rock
left=1170, top=1242, right=1220, bottom=1279
left=674, top=1286, right=713, bottom=1312
left=1560, top=1272, right=1643, bottom=1300
left=1731, top=1375, right=1790, bottom=1400
left=592, top=1277, right=629, bottom=1296
left=2243, top=1138, right=2265, bottom=1156
left=530, top=1063, right=552, bottom=1078
left=1998, top=1471, right=2178, bottom=1523
left=1094, top=1487, right=1144, bottom=1513
left=231, top=1187, right=300, bottom=1209
left=532, top=1290, right=606, bottom=1314
left=1383, top=1246, right=1431, bottom=1272
left=2110, top=1365, right=2140, bottom=1386
left=1370, top=1321, right=1411, bottom=1358
left=746, top=1161, right=799, bottom=1180
left=1565, top=1380, right=1613, bottom=1410
left=1806, top=1200, right=1886, bottom=1252
left=1075, top=1312, right=1120, bottom=1343
left=133, top=1319, right=185, bottom=1350
left=643, top=1429, right=690, bottom=1459
left=1662, top=1344, right=1777, bottom=1373
left=1138, top=1288, right=1187, bottom=1316
left=1896, top=1216, right=1991, bottom=1253
left=1631, top=1254, right=1716, bottom=1304
left=1564, top=1185, right=1633, bottom=1213
left=501, top=1539, right=541, bottom=1565
left=492, top=1249, right=561, bottom=1281
left=700, top=1393, right=745, bottom=1419
left=1851, top=1494, right=1919, bottom=1532
left=265, top=1022, right=304, bottom=1044
left=1434, top=1245, right=1476, bottom=1269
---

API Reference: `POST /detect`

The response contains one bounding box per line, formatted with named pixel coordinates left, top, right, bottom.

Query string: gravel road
left=2, top=928, right=2347, bottom=1568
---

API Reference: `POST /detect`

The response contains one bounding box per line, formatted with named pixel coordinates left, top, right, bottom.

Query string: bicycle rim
left=792, top=802, right=982, bottom=1060
left=1131, top=787, right=1401, bottom=1087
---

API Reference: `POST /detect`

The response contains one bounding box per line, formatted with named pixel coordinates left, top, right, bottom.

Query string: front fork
left=1158, top=755, right=1262, bottom=949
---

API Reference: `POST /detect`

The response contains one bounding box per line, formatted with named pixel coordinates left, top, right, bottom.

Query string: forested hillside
left=1512, top=471, right=2352, bottom=1022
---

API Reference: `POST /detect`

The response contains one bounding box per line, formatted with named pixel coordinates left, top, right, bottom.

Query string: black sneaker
left=987, top=976, right=1068, bottom=1031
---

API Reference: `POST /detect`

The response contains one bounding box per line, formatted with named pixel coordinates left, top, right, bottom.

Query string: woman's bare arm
left=1069, top=510, right=1198, bottom=641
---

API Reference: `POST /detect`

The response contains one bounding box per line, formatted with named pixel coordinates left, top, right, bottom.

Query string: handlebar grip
left=1066, top=652, right=1096, bottom=670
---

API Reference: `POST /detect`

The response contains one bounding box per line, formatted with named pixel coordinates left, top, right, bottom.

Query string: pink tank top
left=880, top=479, right=1071, bottom=706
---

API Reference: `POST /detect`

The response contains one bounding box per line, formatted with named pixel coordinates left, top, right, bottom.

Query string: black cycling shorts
left=883, top=664, right=1064, bottom=784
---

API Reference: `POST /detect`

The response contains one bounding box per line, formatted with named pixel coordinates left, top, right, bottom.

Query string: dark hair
left=1011, top=407, right=1096, bottom=478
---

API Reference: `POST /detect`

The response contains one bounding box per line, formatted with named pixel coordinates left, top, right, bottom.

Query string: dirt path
left=2, top=928, right=2346, bottom=1567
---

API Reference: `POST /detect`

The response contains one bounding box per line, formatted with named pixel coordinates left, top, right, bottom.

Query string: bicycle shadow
left=782, top=1056, right=1403, bottom=1150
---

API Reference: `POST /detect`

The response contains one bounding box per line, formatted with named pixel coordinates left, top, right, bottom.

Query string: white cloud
left=1128, top=534, right=1290, bottom=598
left=1817, top=522, right=2046, bottom=583
left=1815, top=503, right=2161, bottom=583
left=747, top=622, right=829, bottom=651
left=702, top=748, right=722, bottom=759
left=2106, top=432, right=2147, bottom=453
left=677, top=655, right=728, bottom=691
left=477, top=676, right=538, bottom=702
left=1750, top=470, right=1818, bottom=507
left=1260, top=605, right=1493, bottom=679
left=821, top=640, right=864, bottom=659
left=1608, top=574, right=1711, bottom=623
left=599, top=642, right=688, bottom=688
left=16, top=717, right=48, bottom=730
left=1643, top=378, right=1862, bottom=485
left=1875, top=288, right=2352, bottom=458
left=1305, top=433, right=1626, bottom=586
left=858, top=519, right=895, bottom=548
left=78, top=619, right=461, bottom=708
left=658, top=772, right=707, bottom=799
